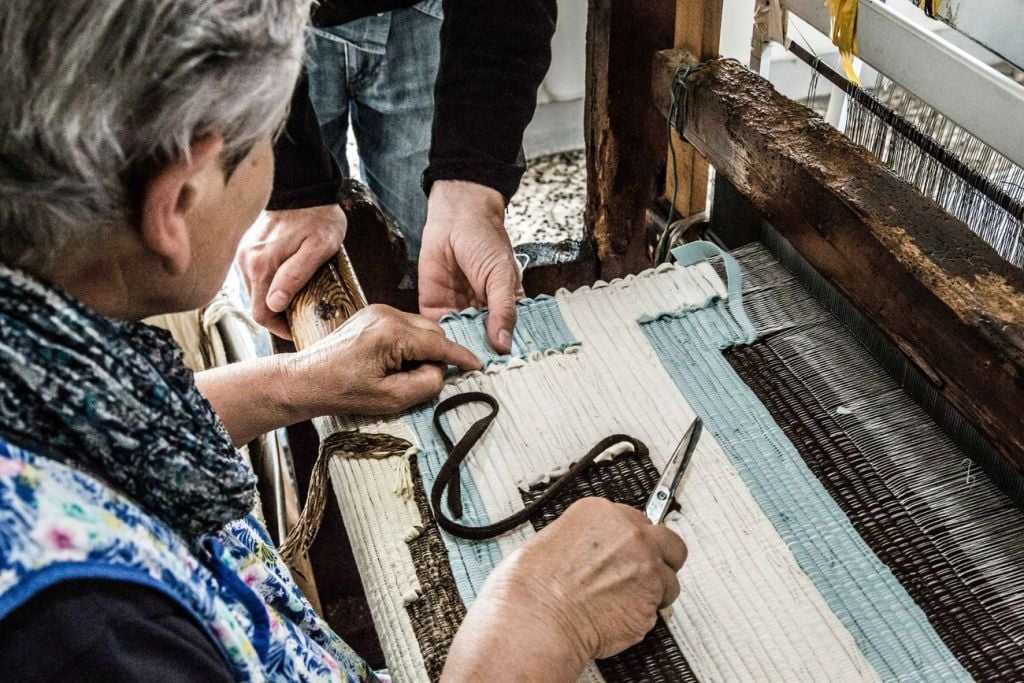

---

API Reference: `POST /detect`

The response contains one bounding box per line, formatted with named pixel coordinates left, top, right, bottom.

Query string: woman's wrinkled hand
left=284, top=304, right=481, bottom=418
left=443, top=497, right=687, bottom=681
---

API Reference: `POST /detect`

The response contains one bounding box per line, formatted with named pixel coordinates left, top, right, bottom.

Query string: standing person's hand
left=237, top=204, right=347, bottom=339
left=418, top=180, right=523, bottom=354
left=443, top=497, right=687, bottom=681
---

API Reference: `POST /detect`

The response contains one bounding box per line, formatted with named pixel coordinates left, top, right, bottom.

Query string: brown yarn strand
left=278, top=430, right=412, bottom=565
left=430, top=391, right=649, bottom=541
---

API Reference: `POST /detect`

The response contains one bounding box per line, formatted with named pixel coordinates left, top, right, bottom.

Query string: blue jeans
left=307, top=3, right=443, bottom=260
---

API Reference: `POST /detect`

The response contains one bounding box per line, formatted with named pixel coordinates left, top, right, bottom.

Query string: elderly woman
left=0, top=1, right=686, bottom=680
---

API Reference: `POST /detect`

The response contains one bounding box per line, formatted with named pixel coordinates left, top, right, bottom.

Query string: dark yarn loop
left=429, top=391, right=648, bottom=541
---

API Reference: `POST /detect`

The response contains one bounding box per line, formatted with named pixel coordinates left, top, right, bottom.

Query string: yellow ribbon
left=824, top=0, right=860, bottom=85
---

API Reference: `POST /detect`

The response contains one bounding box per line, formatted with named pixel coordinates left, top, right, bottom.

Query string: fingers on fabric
left=658, top=564, right=682, bottom=608
left=613, top=503, right=685, bottom=609
left=403, top=328, right=482, bottom=372
left=382, top=362, right=447, bottom=410
left=482, top=258, right=521, bottom=354
left=646, top=525, right=688, bottom=572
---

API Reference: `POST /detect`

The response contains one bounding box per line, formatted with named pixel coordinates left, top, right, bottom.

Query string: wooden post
left=585, top=0, right=676, bottom=279
left=653, top=52, right=1024, bottom=473
left=664, top=0, right=724, bottom=219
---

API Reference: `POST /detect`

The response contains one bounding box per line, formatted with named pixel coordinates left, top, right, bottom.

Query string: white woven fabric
left=322, top=263, right=877, bottom=682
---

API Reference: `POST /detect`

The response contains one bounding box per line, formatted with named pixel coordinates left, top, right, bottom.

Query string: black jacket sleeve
left=268, top=1, right=557, bottom=210
left=423, top=0, right=557, bottom=202
left=267, top=70, right=345, bottom=211
left=0, top=580, right=233, bottom=681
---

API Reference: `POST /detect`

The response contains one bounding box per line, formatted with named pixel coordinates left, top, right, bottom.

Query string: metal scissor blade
left=643, top=417, right=702, bottom=524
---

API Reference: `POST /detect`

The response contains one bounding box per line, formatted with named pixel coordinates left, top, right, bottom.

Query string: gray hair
left=0, top=0, right=310, bottom=272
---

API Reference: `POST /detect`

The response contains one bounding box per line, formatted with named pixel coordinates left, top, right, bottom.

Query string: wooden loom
left=282, top=0, right=1024, bottom=677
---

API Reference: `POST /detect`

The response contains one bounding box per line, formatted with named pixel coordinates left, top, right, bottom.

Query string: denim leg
left=306, top=30, right=355, bottom=177
left=348, top=8, right=442, bottom=260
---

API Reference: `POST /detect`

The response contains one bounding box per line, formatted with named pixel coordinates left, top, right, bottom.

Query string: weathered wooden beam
left=585, top=0, right=676, bottom=279
left=653, top=51, right=1024, bottom=472
left=664, top=0, right=723, bottom=219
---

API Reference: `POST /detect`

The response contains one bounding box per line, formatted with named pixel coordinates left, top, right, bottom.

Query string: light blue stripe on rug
left=641, top=301, right=969, bottom=682
left=406, top=296, right=581, bottom=603
left=440, top=296, right=579, bottom=367
left=404, top=402, right=502, bottom=604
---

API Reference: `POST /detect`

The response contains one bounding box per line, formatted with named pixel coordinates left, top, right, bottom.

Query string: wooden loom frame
left=283, top=0, right=1024, bottom=622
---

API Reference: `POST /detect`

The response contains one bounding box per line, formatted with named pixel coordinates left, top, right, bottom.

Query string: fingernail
left=499, top=329, right=512, bottom=351
left=267, top=290, right=289, bottom=312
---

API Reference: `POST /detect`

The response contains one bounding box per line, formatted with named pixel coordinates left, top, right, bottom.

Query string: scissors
left=644, top=417, right=702, bottom=524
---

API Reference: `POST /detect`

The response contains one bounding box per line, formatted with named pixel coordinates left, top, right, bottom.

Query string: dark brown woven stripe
left=726, top=341, right=1024, bottom=680
left=405, top=456, right=468, bottom=682
left=521, top=451, right=699, bottom=683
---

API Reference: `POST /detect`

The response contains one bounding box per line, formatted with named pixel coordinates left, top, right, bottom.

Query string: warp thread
left=278, top=430, right=412, bottom=565
left=797, top=43, right=1024, bottom=266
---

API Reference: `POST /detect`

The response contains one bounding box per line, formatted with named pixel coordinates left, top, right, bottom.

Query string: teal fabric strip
left=641, top=302, right=968, bottom=682
left=403, top=401, right=502, bottom=604
left=672, top=241, right=756, bottom=344
left=440, top=296, right=579, bottom=367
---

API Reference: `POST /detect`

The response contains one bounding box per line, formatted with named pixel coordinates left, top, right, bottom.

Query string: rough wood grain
left=653, top=51, right=1024, bottom=472
left=287, top=247, right=367, bottom=351
left=516, top=239, right=599, bottom=297
left=664, top=0, right=723, bottom=218
left=585, top=0, right=676, bottom=279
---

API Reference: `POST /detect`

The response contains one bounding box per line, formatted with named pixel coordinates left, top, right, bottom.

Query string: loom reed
left=793, top=42, right=1024, bottom=267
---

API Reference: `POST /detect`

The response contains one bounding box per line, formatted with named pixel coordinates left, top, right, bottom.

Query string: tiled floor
left=506, top=149, right=586, bottom=245
left=345, top=136, right=587, bottom=245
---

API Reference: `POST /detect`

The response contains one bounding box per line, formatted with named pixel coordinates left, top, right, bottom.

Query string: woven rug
left=521, top=450, right=699, bottom=683
left=317, top=242, right=1023, bottom=682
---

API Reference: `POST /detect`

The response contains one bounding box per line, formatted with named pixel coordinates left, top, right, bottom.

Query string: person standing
left=309, top=2, right=443, bottom=258
left=238, top=1, right=557, bottom=353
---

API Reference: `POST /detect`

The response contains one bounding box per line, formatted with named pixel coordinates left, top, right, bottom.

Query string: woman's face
left=180, top=137, right=275, bottom=309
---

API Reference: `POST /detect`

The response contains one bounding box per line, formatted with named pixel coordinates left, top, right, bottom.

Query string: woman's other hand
left=285, top=304, right=481, bottom=417
left=443, top=497, right=687, bottom=681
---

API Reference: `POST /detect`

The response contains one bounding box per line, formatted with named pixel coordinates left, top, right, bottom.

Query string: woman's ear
left=139, top=135, right=225, bottom=275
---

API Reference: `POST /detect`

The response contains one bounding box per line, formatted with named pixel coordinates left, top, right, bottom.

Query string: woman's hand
left=443, top=497, right=687, bottom=681
left=196, top=304, right=480, bottom=445
left=284, top=304, right=481, bottom=417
